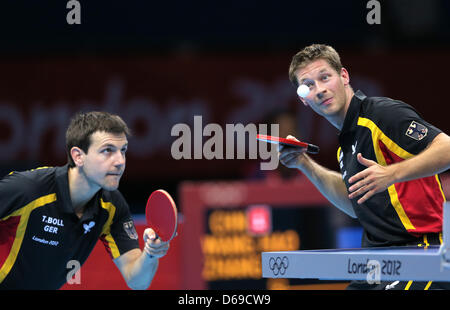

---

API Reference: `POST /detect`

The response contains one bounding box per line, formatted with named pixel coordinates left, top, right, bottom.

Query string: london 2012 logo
left=269, top=256, right=289, bottom=276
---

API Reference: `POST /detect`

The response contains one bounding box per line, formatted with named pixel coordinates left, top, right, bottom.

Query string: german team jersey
left=0, top=165, right=140, bottom=289
left=338, top=90, right=445, bottom=247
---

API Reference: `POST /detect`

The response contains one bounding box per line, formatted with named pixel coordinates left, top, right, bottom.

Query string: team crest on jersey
left=405, top=121, right=427, bottom=141
left=123, top=221, right=138, bottom=240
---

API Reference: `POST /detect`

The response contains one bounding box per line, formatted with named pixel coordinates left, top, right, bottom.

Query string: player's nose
left=114, top=150, right=126, bottom=166
left=315, top=81, right=327, bottom=100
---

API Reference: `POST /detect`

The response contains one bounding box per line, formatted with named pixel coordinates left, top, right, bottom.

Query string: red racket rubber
left=256, top=134, right=320, bottom=154
left=145, top=189, right=178, bottom=242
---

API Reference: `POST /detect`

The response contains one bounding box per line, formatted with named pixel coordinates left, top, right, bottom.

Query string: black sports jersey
left=338, top=90, right=445, bottom=247
left=0, top=165, right=140, bottom=289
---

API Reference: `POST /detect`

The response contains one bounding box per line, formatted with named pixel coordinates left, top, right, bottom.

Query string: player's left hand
left=347, top=153, right=395, bottom=204
left=143, top=228, right=170, bottom=259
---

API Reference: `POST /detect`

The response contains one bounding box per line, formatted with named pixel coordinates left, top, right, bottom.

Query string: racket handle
left=306, top=143, right=320, bottom=154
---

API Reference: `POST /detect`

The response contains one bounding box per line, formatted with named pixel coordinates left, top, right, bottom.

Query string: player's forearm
left=391, top=133, right=450, bottom=184
left=297, top=155, right=356, bottom=218
left=123, top=251, right=159, bottom=290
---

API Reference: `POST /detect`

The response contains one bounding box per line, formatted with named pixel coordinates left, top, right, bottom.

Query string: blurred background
left=0, top=0, right=449, bottom=289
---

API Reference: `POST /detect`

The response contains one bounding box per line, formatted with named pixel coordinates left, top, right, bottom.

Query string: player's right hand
left=143, top=228, right=170, bottom=259
left=278, top=135, right=307, bottom=169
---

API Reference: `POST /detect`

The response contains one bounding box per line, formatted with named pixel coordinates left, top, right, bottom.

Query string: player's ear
left=70, top=147, right=85, bottom=167
left=340, top=67, right=350, bottom=86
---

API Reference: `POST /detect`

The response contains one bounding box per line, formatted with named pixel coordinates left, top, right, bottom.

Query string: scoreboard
left=179, top=176, right=342, bottom=290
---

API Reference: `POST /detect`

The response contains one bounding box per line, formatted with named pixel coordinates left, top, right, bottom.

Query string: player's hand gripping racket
left=256, top=134, right=320, bottom=154
left=145, top=189, right=178, bottom=242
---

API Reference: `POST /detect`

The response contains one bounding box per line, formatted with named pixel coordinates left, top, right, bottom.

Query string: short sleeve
left=375, top=100, right=442, bottom=155
left=100, top=191, right=140, bottom=259
left=0, top=172, right=36, bottom=219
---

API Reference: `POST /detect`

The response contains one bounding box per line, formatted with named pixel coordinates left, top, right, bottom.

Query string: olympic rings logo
left=268, top=256, right=289, bottom=276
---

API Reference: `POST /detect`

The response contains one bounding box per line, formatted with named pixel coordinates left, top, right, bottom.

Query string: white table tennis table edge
left=261, top=202, right=450, bottom=282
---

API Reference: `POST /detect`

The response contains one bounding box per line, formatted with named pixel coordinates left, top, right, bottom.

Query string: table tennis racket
left=256, top=134, right=320, bottom=154
left=145, top=189, right=178, bottom=242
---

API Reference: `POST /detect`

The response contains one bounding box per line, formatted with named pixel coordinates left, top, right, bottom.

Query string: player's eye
left=320, top=74, right=330, bottom=81
left=303, top=78, right=315, bottom=88
left=102, top=148, right=113, bottom=154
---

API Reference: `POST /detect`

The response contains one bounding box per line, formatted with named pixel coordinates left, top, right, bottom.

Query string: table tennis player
left=0, top=111, right=169, bottom=289
left=279, top=44, right=450, bottom=290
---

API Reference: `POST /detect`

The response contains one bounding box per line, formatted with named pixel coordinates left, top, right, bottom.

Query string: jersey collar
left=340, top=90, right=366, bottom=136
left=55, top=165, right=74, bottom=214
left=54, top=165, right=102, bottom=220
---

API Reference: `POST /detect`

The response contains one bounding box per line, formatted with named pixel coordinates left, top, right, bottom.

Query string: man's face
left=295, top=59, right=350, bottom=119
left=82, top=131, right=128, bottom=191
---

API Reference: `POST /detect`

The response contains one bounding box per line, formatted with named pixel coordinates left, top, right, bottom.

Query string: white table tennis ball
left=297, top=84, right=310, bottom=98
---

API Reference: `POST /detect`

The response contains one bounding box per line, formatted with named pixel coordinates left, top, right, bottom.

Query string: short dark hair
left=66, top=111, right=131, bottom=167
left=288, top=44, right=343, bottom=87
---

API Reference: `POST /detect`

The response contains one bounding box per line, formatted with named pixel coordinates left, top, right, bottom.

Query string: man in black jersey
left=279, top=44, right=450, bottom=289
left=0, top=111, right=169, bottom=289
